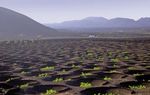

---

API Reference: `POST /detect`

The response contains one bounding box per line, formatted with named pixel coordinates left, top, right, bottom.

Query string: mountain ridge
left=47, top=17, right=150, bottom=29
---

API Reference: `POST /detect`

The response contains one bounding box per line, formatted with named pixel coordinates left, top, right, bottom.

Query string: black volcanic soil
left=0, top=38, right=150, bottom=95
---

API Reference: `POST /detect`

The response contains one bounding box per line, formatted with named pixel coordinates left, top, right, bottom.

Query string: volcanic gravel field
left=0, top=38, right=150, bottom=95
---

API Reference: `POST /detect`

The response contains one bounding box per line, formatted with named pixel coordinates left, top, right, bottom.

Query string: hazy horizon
left=0, top=0, right=150, bottom=23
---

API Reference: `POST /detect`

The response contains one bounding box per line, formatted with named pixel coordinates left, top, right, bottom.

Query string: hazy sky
left=0, top=0, right=150, bottom=23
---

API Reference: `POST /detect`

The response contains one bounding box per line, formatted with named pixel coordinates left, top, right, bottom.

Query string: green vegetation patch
left=40, top=66, right=55, bottom=71
left=103, top=76, right=112, bottom=81
left=52, top=78, right=64, bottom=83
left=80, top=82, right=92, bottom=88
left=19, top=83, right=29, bottom=89
left=81, top=72, right=92, bottom=78
left=38, top=73, right=48, bottom=78
left=129, top=85, right=146, bottom=90
left=41, top=89, right=57, bottom=95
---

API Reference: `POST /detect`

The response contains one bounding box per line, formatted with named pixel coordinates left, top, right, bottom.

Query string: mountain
left=137, top=17, right=150, bottom=27
left=48, top=17, right=109, bottom=28
left=47, top=17, right=150, bottom=29
left=0, top=7, right=57, bottom=40
left=108, top=18, right=136, bottom=27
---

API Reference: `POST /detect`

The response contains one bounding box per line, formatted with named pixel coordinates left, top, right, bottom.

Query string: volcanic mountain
left=0, top=7, right=57, bottom=40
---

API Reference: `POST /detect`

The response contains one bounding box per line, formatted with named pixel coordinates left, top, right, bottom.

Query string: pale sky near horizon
left=0, top=0, right=150, bottom=23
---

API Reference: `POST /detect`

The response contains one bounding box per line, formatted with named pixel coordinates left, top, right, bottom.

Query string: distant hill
left=47, top=17, right=150, bottom=29
left=0, top=7, right=58, bottom=40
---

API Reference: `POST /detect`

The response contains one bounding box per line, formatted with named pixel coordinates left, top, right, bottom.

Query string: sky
left=0, top=0, right=150, bottom=23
